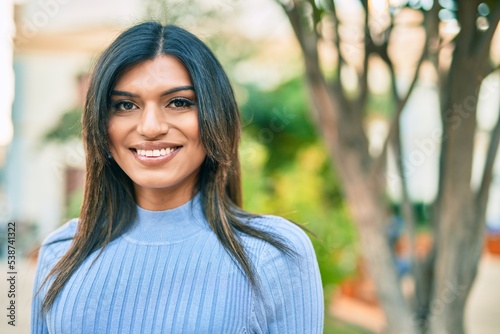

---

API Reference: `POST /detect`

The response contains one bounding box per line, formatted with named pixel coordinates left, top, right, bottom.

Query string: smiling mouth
left=132, top=146, right=182, bottom=157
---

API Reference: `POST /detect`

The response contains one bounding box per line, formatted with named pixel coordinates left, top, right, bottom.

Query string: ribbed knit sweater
left=31, top=194, right=324, bottom=333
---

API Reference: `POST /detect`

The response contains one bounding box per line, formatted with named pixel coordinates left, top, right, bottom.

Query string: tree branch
left=326, top=0, right=344, bottom=85
left=370, top=46, right=426, bottom=181
left=423, top=0, right=441, bottom=96
left=455, top=0, right=480, bottom=47
left=476, top=90, right=500, bottom=213
left=392, top=108, right=417, bottom=244
left=472, top=2, right=500, bottom=62
left=356, top=0, right=370, bottom=114
left=279, top=0, right=339, bottom=137
left=321, top=0, right=360, bottom=122
left=280, top=0, right=321, bottom=67
left=306, top=0, right=322, bottom=36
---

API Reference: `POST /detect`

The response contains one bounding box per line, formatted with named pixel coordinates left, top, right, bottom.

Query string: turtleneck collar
left=122, top=192, right=209, bottom=245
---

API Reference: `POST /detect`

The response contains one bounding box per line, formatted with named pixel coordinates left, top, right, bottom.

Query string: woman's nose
left=136, top=105, right=169, bottom=139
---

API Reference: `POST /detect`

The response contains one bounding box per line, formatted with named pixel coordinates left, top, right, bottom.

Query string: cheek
left=186, top=117, right=206, bottom=158
left=107, top=122, right=118, bottom=151
left=184, top=114, right=202, bottom=143
left=107, top=117, right=128, bottom=151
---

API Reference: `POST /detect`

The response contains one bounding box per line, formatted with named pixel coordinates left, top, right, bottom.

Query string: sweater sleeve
left=251, top=216, right=324, bottom=333
left=31, top=241, right=55, bottom=334
left=31, top=219, right=78, bottom=334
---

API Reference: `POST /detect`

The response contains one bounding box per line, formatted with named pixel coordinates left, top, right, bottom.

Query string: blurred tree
left=43, top=106, right=82, bottom=143
left=240, top=78, right=359, bottom=301
left=277, top=0, right=499, bottom=333
left=43, top=73, right=89, bottom=143
left=42, top=73, right=88, bottom=222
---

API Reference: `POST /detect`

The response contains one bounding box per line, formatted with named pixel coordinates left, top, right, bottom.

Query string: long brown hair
left=40, top=22, right=297, bottom=312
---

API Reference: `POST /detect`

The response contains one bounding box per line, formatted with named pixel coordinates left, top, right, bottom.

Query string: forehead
left=113, top=55, right=192, bottom=91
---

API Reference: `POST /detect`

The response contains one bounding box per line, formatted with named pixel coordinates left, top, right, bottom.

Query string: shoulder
left=42, top=218, right=78, bottom=246
left=248, top=215, right=314, bottom=253
left=38, top=219, right=78, bottom=262
left=243, top=215, right=317, bottom=268
left=247, top=216, right=324, bottom=331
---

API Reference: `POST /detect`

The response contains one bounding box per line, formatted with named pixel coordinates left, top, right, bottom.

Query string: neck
left=123, top=192, right=207, bottom=244
left=134, top=182, right=199, bottom=211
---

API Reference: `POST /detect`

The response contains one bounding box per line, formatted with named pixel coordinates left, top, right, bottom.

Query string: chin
left=131, top=175, right=197, bottom=192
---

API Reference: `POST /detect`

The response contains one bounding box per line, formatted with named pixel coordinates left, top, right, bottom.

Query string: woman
left=31, top=22, right=323, bottom=333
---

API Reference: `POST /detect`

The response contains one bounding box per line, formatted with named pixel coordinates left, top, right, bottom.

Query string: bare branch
left=320, top=0, right=360, bottom=121
left=371, top=2, right=429, bottom=173
left=476, top=90, right=500, bottom=212
left=356, top=0, right=370, bottom=113
left=280, top=0, right=320, bottom=66
left=392, top=104, right=421, bottom=302
left=388, top=60, right=430, bottom=321
left=370, top=47, right=426, bottom=181
left=306, top=0, right=322, bottom=36
left=325, top=0, right=344, bottom=85
left=454, top=0, right=482, bottom=55
left=383, top=38, right=427, bottom=308
left=279, top=0, right=339, bottom=135
left=472, top=2, right=500, bottom=61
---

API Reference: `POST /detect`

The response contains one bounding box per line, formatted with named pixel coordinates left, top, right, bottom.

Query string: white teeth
left=137, top=147, right=177, bottom=157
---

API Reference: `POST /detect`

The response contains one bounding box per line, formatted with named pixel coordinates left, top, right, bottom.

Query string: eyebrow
left=110, top=85, right=195, bottom=98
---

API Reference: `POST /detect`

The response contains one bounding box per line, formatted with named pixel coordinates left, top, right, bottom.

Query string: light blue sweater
left=31, top=194, right=324, bottom=333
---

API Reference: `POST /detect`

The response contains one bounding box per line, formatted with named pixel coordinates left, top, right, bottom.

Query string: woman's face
left=108, top=55, right=206, bottom=210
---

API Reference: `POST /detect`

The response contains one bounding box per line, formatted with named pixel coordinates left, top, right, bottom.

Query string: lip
left=131, top=146, right=182, bottom=166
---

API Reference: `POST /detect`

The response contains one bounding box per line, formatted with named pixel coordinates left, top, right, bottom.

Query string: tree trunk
left=343, top=171, right=417, bottom=334
left=429, top=10, right=493, bottom=330
left=279, top=0, right=500, bottom=332
left=301, top=65, right=417, bottom=333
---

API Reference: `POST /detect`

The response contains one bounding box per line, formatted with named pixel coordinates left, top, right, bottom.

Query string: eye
left=111, top=101, right=138, bottom=112
left=168, top=98, right=195, bottom=109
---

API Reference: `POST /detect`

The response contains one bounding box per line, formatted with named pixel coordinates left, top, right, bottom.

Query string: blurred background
left=0, top=0, right=499, bottom=333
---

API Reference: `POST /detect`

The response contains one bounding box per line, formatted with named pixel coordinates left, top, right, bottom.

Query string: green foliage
left=43, top=107, right=82, bottom=143
left=241, top=79, right=317, bottom=172
left=240, top=77, right=359, bottom=300
left=366, top=92, right=395, bottom=117
left=65, top=188, right=84, bottom=221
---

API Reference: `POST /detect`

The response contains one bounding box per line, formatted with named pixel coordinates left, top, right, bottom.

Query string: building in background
left=4, top=0, right=142, bottom=248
